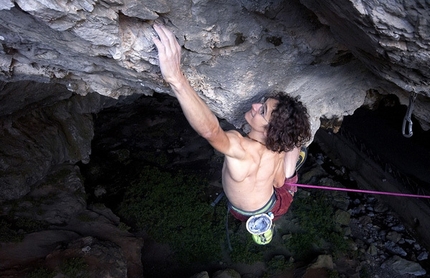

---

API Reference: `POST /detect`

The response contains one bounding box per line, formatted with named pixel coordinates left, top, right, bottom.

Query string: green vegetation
left=118, top=222, right=131, bottom=231
left=26, top=257, right=89, bottom=278
left=28, top=267, right=55, bottom=278
left=141, top=151, right=169, bottom=166
left=0, top=219, right=23, bottom=242
left=359, top=266, right=371, bottom=278
left=0, top=217, right=49, bottom=243
left=60, top=257, right=89, bottom=278
left=228, top=224, right=270, bottom=264
left=77, top=213, right=95, bottom=222
left=118, top=165, right=225, bottom=264
left=15, top=217, right=48, bottom=232
left=263, top=255, right=293, bottom=278
left=328, top=269, right=340, bottom=278
left=287, top=192, right=349, bottom=259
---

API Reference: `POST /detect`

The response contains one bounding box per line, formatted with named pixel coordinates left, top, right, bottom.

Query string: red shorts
left=229, top=173, right=298, bottom=222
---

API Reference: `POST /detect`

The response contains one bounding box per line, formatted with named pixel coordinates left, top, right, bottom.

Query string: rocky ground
left=184, top=145, right=430, bottom=278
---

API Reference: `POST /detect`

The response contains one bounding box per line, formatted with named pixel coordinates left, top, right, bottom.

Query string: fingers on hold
left=152, top=24, right=180, bottom=54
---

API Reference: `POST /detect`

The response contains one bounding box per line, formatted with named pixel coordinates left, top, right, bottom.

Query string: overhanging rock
left=1, top=0, right=428, bottom=130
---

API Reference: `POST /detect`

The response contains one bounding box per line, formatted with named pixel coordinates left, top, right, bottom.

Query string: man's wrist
left=168, top=73, right=188, bottom=91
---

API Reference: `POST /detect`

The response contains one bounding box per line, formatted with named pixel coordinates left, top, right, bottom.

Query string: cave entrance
left=314, top=92, right=430, bottom=250
left=336, top=93, right=429, bottom=193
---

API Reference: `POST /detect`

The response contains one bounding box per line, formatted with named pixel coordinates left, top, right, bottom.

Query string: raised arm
left=152, top=24, right=245, bottom=159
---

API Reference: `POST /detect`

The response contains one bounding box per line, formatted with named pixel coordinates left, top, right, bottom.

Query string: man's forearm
left=152, top=24, right=221, bottom=139
left=169, top=75, right=220, bottom=139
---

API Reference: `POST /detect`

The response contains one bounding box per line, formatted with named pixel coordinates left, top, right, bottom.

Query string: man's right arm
left=152, top=24, right=246, bottom=159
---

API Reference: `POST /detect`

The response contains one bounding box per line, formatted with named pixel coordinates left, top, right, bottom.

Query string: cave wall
left=301, top=0, right=430, bottom=130
left=0, top=81, right=104, bottom=201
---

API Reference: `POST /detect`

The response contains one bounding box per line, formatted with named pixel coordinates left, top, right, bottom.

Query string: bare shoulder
left=223, top=130, right=247, bottom=159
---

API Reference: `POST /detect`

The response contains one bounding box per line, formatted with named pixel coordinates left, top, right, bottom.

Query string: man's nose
left=252, top=103, right=262, bottom=111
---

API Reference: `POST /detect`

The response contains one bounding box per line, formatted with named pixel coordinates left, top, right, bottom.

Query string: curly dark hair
left=265, top=92, right=311, bottom=153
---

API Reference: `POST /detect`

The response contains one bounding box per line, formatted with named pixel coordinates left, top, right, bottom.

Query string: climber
left=152, top=24, right=311, bottom=245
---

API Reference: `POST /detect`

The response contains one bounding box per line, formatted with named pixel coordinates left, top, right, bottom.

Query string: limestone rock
left=2, top=0, right=429, bottom=132
left=190, top=271, right=210, bottom=278
left=384, top=241, right=407, bottom=257
left=0, top=0, right=14, bottom=10
left=386, top=231, right=402, bottom=243
left=367, top=243, right=378, bottom=256
left=417, top=251, right=428, bottom=261
left=44, top=236, right=128, bottom=278
left=382, top=255, right=426, bottom=276
left=309, top=254, right=334, bottom=269
left=0, top=230, right=80, bottom=270
left=303, top=254, right=334, bottom=278
left=334, top=209, right=351, bottom=226
left=300, top=0, right=430, bottom=129
left=212, top=269, right=241, bottom=278
left=121, top=0, right=169, bottom=20
left=0, top=88, right=102, bottom=201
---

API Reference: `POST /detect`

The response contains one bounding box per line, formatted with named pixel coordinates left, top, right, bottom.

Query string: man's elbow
left=200, top=125, right=223, bottom=141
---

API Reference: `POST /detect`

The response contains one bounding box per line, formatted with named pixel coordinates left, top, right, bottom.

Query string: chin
left=244, top=111, right=253, bottom=122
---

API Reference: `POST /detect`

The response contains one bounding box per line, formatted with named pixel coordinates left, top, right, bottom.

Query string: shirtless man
left=152, top=24, right=311, bottom=244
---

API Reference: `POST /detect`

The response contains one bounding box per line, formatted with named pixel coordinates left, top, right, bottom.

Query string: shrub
left=118, top=165, right=225, bottom=263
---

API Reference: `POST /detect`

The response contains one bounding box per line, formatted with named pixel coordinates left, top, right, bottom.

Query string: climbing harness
left=402, top=91, right=417, bottom=138
left=212, top=181, right=430, bottom=251
left=292, top=183, right=430, bottom=199
left=212, top=193, right=276, bottom=249
left=225, top=206, right=233, bottom=251
left=210, top=192, right=225, bottom=207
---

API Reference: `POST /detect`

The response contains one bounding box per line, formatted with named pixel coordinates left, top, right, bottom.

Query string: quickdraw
left=402, top=91, right=417, bottom=138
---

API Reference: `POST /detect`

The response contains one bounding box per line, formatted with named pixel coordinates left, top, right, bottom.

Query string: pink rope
left=291, top=183, right=430, bottom=199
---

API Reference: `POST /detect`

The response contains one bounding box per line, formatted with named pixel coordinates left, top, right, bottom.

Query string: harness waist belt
left=229, top=192, right=276, bottom=216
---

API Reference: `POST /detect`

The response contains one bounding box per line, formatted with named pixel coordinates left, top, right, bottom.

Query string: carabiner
left=402, top=92, right=417, bottom=138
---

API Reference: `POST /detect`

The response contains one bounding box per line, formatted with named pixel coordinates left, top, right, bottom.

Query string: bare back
left=222, top=135, right=287, bottom=211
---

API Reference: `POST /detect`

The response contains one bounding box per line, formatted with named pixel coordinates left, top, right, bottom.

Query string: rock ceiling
left=0, top=0, right=428, bottom=131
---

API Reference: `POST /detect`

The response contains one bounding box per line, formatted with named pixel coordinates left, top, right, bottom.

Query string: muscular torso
left=222, top=138, right=287, bottom=211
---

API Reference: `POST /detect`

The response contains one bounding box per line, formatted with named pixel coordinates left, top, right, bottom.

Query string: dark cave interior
left=77, top=92, right=430, bottom=277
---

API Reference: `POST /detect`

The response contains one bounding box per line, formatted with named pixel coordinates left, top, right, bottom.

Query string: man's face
left=245, top=97, right=278, bottom=131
